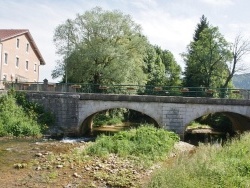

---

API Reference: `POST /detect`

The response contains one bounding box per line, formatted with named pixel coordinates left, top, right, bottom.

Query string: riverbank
left=0, top=137, right=194, bottom=188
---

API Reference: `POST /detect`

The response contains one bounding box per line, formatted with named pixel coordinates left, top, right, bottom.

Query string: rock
left=73, top=172, right=81, bottom=178
left=35, top=153, right=43, bottom=157
left=64, top=183, right=72, bottom=188
left=57, top=164, right=63, bottom=168
left=46, top=165, right=53, bottom=169
left=56, top=157, right=62, bottom=161
left=174, top=141, right=196, bottom=153
left=97, top=164, right=103, bottom=168
left=35, top=166, right=42, bottom=171
left=85, top=167, right=91, bottom=171
left=14, top=163, right=27, bottom=169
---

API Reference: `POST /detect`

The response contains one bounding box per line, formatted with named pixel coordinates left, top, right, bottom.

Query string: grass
left=85, top=125, right=179, bottom=163
left=186, top=121, right=211, bottom=130
left=83, top=125, right=179, bottom=187
left=147, top=132, right=250, bottom=188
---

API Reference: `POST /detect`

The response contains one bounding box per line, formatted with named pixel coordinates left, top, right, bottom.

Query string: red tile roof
left=0, top=29, right=45, bottom=65
left=0, top=29, right=28, bottom=41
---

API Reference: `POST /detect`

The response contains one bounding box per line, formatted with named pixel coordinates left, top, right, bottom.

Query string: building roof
left=0, top=29, right=45, bottom=65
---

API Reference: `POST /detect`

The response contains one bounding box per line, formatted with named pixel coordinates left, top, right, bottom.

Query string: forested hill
left=233, top=73, right=250, bottom=89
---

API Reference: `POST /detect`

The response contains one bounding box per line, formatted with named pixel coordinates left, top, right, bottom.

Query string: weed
left=147, top=132, right=250, bottom=188
left=85, top=125, right=179, bottom=164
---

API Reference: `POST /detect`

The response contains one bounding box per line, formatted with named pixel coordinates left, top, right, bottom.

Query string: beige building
left=0, top=29, right=45, bottom=83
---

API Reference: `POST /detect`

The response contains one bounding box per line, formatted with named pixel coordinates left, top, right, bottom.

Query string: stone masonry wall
left=26, top=92, right=80, bottom=137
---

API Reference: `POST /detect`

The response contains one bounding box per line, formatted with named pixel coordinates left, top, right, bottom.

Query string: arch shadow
left=184, top=111, right=250, bottom=144
left=79, top=108, right=160, bottom=136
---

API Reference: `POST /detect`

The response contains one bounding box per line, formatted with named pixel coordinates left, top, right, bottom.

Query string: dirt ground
left=0, top=137, right=195, bottom=188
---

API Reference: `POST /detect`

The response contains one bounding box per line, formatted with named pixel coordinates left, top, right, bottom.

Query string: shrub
left=85, top=125, right=179, bottom=162
left=0, top=93, right=42, bottom=137
left=9, top=90, right=54, bottom=133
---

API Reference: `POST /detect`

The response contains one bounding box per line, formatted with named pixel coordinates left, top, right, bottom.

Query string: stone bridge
left=26, top=92, right=250, bottom=139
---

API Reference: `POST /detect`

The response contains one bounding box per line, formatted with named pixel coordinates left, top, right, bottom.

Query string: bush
left=10, top=90, right=54, bottom=132
left=85, top=125, right=179, bottom=162
left=0, top=94, right=42, bottom=137
left=147, top=132, right=250, bottom=188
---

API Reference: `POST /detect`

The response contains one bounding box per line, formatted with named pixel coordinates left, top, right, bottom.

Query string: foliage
left=144, top=45, right=182, bottom=88
left=52, top=7, right=149, bottom=85
left=0, top=94, right=41, bottom=137
left=155, top=46, right=182, bottom=86
left=193, top=15, right=209, bottom=42
left=182, top=15, right=232, bottom=89
left=195, top=113, right=233, bottom=133
left=9, top=90, right=54, bottom=132
left=93, top=108, right=158, bottom=127
left=85, top=125, right=179, bottom=163
left=186, top=121, right=211, bottom=130
left=93, top=109, right=125, bottom=127
left=93, top=114, right=123, bottom=127
left=147, top=132, right=250, bottom=188
left=145, top=46, right=166, bottom=86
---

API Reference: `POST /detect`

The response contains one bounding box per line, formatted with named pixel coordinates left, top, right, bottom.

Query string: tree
left=182, top=15, right=209, bottom=87
left=182, top=16, right=232, bottom=89
left=144, top=45, right=182, bottom=87
left=144, top=45, right=166, bottom=86
left=52, top=7, right=149, bottom=85
left=155, top=46, right=182, bottom=86
left=222, top=34, right=250, bottom=88
left=193, top=15, right=209, bottom=42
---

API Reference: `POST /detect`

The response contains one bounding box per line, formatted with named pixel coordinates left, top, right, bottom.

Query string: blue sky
left=0, top=0, right=249, bottom=82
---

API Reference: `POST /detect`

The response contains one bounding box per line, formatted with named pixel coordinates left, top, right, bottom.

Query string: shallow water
left=60, top=136, right=96, bottom=143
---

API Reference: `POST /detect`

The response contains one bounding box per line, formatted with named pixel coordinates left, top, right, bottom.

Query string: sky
left=0, top=0, right=250, bottom=82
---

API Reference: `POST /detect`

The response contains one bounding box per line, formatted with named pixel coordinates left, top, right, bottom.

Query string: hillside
left=233, top=73, right=250, bottom=89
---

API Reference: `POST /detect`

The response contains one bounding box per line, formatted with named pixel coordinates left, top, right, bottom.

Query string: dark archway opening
left=80, top=108, right=159, bottom=137
left=184, top=112, right=237, bottom=146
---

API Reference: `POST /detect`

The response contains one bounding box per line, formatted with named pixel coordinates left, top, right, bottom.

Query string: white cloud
left=200, top=0, right=234, bottom=6
left=131, top=0, right=158, bottom=9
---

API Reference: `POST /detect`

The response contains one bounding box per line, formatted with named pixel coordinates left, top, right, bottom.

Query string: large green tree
left=182, top=16, right=232, bottom=88
left=144, top=45, right=182, bottom=86
left=52, top=7, right=149, bottom=85
left=144, top=45, right=166, bottom=86
left=193, top=15, right=209, bottom=42
left=155, top=46, right=182, bottom=86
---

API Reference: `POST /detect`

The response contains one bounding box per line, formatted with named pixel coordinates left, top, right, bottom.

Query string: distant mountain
left=233, top=73, right=250, bottom=89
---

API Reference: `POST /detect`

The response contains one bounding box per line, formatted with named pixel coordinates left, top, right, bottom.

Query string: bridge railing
left=2, top=80, right=250, bottom=99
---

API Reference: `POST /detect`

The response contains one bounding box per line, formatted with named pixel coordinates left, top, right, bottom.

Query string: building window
left=4, top=53, right=8, bottom=64
left=16, top=57, right=19, bottom=67
left=26, top=61, right=29, bottom=70
left=16, top=38, right=19, bottom=48
left=34, top=64, right=37, bottom=72
left=26, top=43, right=29, bottom=52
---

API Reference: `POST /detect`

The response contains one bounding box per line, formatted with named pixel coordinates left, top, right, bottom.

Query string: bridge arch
left=184, top=106, right=250, bottom=136
left=78, top=107, right=160, bottom=136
